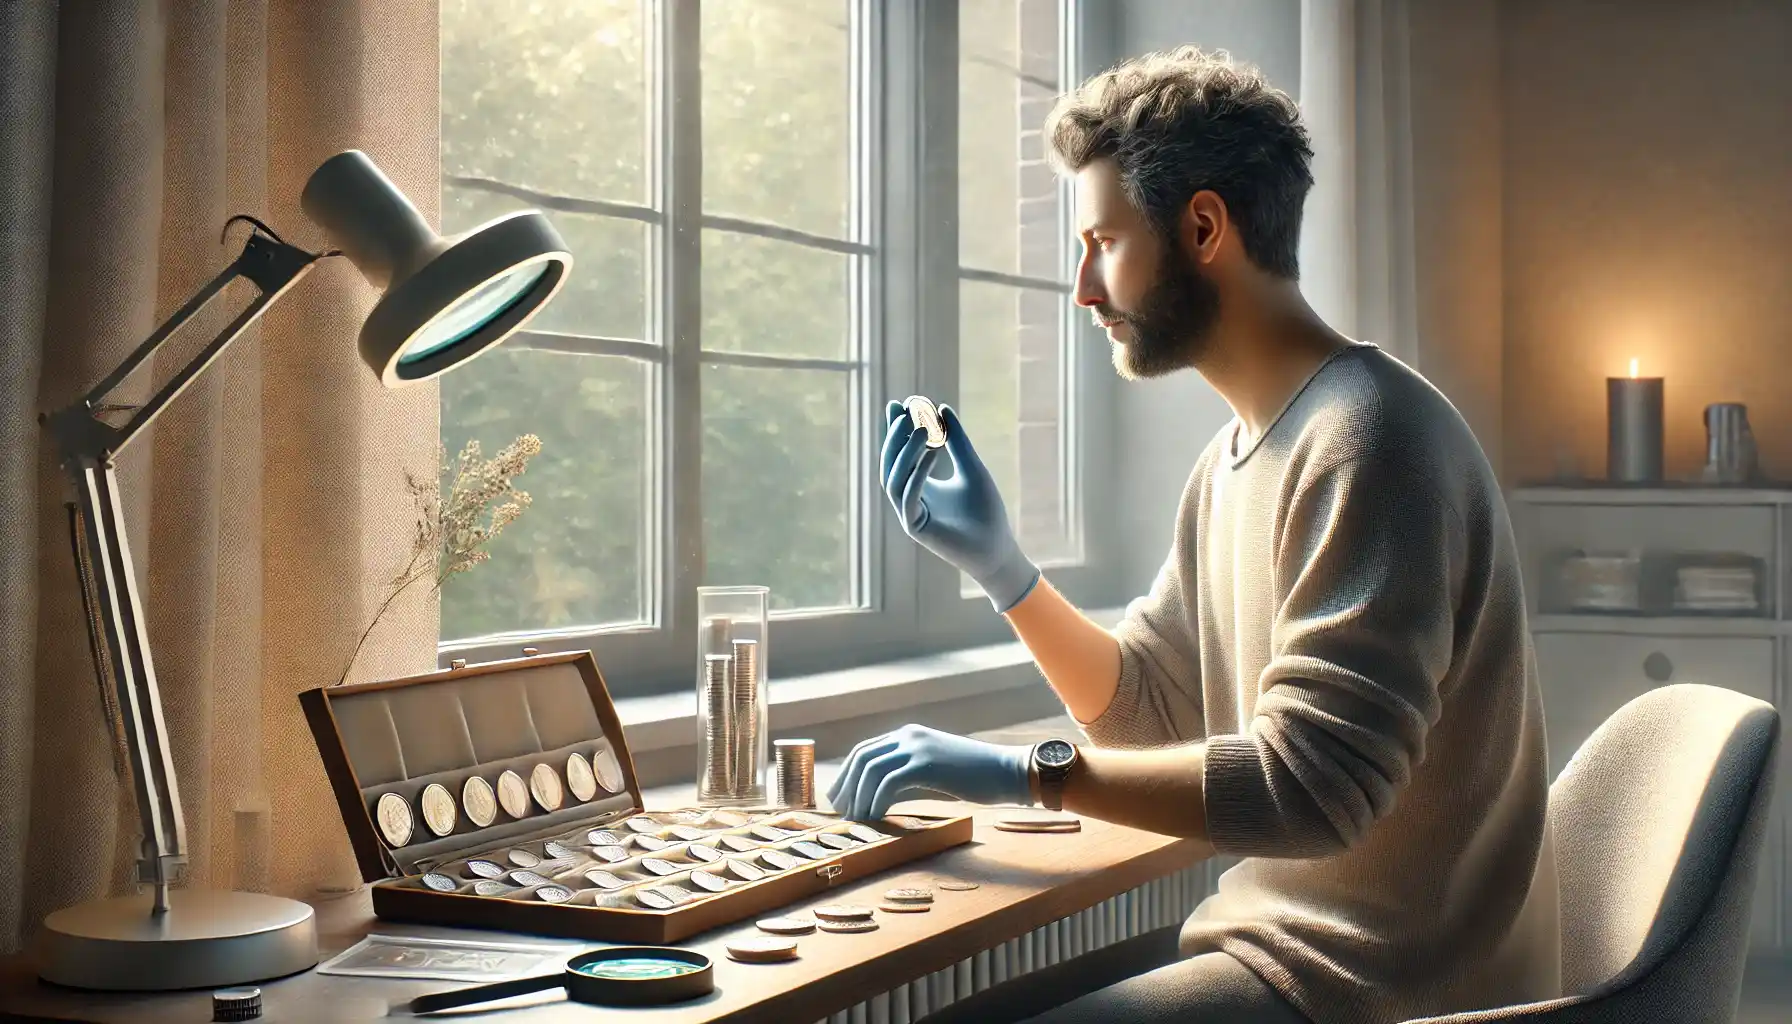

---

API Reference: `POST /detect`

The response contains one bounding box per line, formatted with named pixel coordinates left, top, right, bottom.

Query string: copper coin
left=420, top=872, right=458, bottom=892
left=813, top=904, right=874, bottom=922
left=719, top=835, right=758, bottom=853
left=461, top=776, right=498, bottom=828
left=726, top=859, right=766, bottom=882
left=688, top=870, right=730, bottom=893
left=465, top=859, right=506, bottom=879
left=529, top=763, right=565, bottom=812
left=510, top=870, right=551, bottom=887
left=374, top=792, right=414, bottom=848
left=756, top=916, right=816, bottom=935
left=641, top=858, right=679, bottom=876
left=535, top=885, right=574, bottom=904
left=632, top=834, right=669, bottom=852
left=588, top=829, right=624, bottom=846
left=758, top=849, right=802, bottom=872
left=846, top=824, right=885, bottom=844
left=635, top=889, right=676, bottom=910
left=935, top=880, right=980, bottom=891
left=420, top=783, right=458, bottom=837
left=818, top=918, right=880, bottom=934
left=584, top=869, right=626, bottom=889
left=544, top=842, right=579, bottom=860
left=472, top=879, right=514, bottom=897
left=497, top=770, right=530, bottom=819
left=668, top=825, right=708, bottom=842
left=506, top=849, right=541, bottom=868
left=625, top=816, right=659, bottom=833
left=565, top=753, right=598, bottom=803
left=788, top=841, right=832, bottom=860
left=816, top=832, right=856, bottom=851
left=878, top=901, right=931, bottom=913
left=726, top=936, right=798, bottom=963
left=591, top=747, right=625, bottom=794
left=590, top=844, right=628, bottom=863
left=883, top=887, right=934, bottom=903
left=687, top=844, right=722, bottom=863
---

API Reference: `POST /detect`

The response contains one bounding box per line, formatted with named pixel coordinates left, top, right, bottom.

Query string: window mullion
left=664, top=0, right=703, bottom=656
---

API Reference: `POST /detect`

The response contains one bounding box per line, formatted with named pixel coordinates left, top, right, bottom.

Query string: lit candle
left=1607, top=357, right=1664, bottom=482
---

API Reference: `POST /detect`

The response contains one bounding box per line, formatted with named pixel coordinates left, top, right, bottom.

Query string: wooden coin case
left=300, top=650, right=971, bottom=944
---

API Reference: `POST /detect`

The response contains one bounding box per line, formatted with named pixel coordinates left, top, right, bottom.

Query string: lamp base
left=36, top=889, right=318, bottom=991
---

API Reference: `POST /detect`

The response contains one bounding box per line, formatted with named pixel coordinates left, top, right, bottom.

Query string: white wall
left=1093, top=0, right=1305, bottom=595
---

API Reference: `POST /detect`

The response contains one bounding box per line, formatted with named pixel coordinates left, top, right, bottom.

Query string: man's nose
left=1073, top=250, right=1104, bottom=308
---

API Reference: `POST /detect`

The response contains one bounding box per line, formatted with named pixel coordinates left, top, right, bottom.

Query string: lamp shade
left=299, top=150, right=571, bottom=387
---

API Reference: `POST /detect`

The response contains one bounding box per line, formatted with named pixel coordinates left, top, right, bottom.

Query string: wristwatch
left=1031, top=739, right=1079, bottom=811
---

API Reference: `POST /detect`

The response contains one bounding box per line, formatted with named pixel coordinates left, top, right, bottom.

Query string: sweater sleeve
left=1201, top=454, right=1463, bottom=859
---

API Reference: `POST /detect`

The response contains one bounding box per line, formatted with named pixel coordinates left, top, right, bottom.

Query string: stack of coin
left=699, top=654, right=735, bottom=802
left=773, top=738, right=817, bottom=809
left=730, top=638, right=761, bottom=799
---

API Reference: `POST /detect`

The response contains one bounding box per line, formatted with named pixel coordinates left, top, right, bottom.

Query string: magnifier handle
left=409, top=972, right=564, bottom=1014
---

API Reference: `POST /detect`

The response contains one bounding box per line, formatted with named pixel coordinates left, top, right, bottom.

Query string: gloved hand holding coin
left=880, top=397, right=1041, bottom=613
left=825, top=723, right=1033, bottom=822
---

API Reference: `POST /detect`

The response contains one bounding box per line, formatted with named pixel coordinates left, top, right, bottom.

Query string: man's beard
left=1096, top=245, right=1221, bottom=380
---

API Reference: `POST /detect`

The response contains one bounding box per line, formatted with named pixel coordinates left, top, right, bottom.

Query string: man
left=826, top=47, right=1560, bottom=1024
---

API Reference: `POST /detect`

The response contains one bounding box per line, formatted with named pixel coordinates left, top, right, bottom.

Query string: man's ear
left=1182, top=190, right=1229, bottom=264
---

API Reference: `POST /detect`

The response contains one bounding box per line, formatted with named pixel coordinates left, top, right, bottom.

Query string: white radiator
left=812, top=863, right=1215, bottom=1024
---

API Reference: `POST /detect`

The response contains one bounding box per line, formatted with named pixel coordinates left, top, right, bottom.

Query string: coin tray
left=301, top=650, right=971, bottom=944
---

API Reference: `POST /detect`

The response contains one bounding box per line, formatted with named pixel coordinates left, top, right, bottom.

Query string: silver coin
left=544, top=842, right=579, bottom=860
left=591, top=747, right=625, bottom=794
left=584, top=869, right=626, bottom=890
left=588, top=829, right=623, bottom=846
left=632, top=834, right=669, bottom=852
left=759, top=849, right=801, bottom=872
left=636, top=888, right=676, bottom=910
left=533, top=857, right=577, bottom=875
left=788, top=841, right=832, bottom=860
left=904, top=395, right=947, bottom=448
left=935, top=880, right=980, bottom=891
left=687, top=844, right=722, bottom=863
left=535, top=885, right=574, bottom=904
left=497, top=770, right=530, bottom=819
left=510, top=870, right=551, bottom=887
left=641, top=857, right=679, bottom=876
left=375, top=792, right=414, bottom=848
left=688, top=870, right=729, bottom=893
left=668, top=825, right=708, bottom=842
left=420, top=783, right=458, bottom=837
left=658, top=884, right=695, bottom=904
left=420, top=872, right=458, bottom=892
left=884, top=887, right=935, bottom=903
left=719, top=835, right=758, bottom=853
left=564, top=753, right=599, bottom=803
left=625, top=816, right=659, bottom=833
left=725, top=858, right=766, bottom=882
left=750, top=825, right=790, bottom=842
left=506, top=848, right=541, bottom=868
left=814, top=903, right=875, bottom=922
left=819, top=918, right=881, bottom=934
left=846, top=824, right=885, bottom=845
left=466, top=859, right=506, bottom=879
left=529, top=763, right=565, bottom=813
left=817, top=832, right=856, bottom=850
left=590, top=844, right=627, bottom=863
left=756, top=916, right=816, bottom=935
left=472, top=879, right=515, bottom=897
left=461, top=776, right=498, bottom=827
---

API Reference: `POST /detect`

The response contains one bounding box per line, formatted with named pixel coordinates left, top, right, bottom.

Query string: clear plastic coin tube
left=694, top=586, right=769, bottom=806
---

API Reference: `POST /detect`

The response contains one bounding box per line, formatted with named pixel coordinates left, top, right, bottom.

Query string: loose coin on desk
left=507, top=848, right=542, bottom=868
left=994, top=815, right=1082, bottom=834
left=529, top=763, right=565, bottom=812
left=497, top=769, right=531, bottom=819
left=935, top=880, right=980, bottom=891
left=375, top=792, right=413, bottom=848
left=465, top=859, right=506, bottom=880
left=884, top=887, right=934, bottom=903
left=726, top=936, right=799, bottom=963
left=461, top=775, right=498, bottom=827
left=813, top=904, right=874, bottom=922
left=591, top=746, right=625, bottom=794
left=818, top=918, right=880, bottom=934
left=756, top=916, right=816, bottom=935
left=565, top=752, right=598, bottom=803
left=878, top=901, right=931, bottom=913
left=420, top=783, right=458, bottom=836
left=420, top=872, right=459, bottom=892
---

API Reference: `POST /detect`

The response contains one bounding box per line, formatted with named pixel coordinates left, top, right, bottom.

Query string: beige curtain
left=0, top=0, right=442, bottom=953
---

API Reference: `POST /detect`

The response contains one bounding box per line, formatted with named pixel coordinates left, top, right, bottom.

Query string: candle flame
left=1629, top=358, right=1639, bottom=378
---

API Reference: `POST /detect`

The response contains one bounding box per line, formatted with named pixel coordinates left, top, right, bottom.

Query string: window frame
left=438, top=0, right=1125, bottom=693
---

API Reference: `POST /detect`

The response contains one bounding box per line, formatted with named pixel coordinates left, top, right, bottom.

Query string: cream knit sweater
left=1084, top=343, right=1561, bottom=1024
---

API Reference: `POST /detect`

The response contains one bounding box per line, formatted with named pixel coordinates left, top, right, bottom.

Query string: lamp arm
left=39, top=226, right=325, bottom=913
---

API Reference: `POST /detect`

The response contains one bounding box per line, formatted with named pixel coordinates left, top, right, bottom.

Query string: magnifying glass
left=408, top=947, right=714, bottom=1014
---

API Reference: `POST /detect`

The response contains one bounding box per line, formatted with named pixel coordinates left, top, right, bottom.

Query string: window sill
left=615, top=605, right=1128, bottom=754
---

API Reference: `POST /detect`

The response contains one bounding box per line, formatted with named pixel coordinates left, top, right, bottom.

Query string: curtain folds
left=0, top=0, right=442, bottom=952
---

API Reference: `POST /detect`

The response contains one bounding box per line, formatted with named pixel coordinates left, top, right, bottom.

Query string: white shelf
left=1530, top=613, right=1781, bottom=637
left=1511, top=485, right=1792, bottom=506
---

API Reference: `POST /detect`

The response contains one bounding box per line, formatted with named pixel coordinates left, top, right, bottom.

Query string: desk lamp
left=35, top=150, right=571, bottom=991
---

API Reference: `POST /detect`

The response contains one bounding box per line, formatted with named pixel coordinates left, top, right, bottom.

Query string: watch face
left=1037, top=739, right=1076, bottom=769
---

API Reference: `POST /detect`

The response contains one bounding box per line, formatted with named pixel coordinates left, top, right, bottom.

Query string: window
left=439, top=0, right=1102, bottom=693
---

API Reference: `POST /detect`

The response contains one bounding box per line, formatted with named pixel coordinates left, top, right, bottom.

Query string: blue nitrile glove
left=826, top=724, right=1034, bottom=821
left=881, top=401, right=1041, bottom=613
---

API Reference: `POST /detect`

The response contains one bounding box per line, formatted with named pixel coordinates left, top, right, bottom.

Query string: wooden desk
left=0, top=802, right=1211, bottom=1024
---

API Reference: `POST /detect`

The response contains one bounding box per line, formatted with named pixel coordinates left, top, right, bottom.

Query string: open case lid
left=299, top=650, right=643, bottom=884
